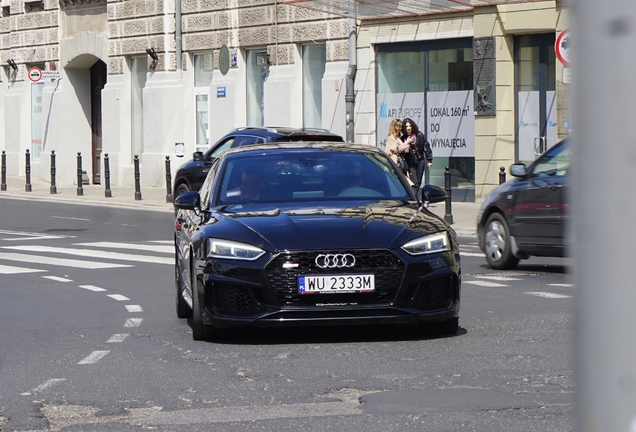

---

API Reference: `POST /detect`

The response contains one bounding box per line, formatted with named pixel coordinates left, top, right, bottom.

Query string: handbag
left=397, top=155, right=408, bottom=173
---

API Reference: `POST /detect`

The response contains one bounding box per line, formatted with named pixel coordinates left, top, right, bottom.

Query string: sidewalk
left=0, top=176, right=479, bottom=236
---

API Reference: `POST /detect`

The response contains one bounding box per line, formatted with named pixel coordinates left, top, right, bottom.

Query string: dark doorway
left=90, top=60, right=107, bottom=184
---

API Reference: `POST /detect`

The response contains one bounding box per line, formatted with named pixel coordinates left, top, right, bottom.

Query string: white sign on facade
left=376, top=92, right=425, bottom=149
left=425, top=90, right=475, bottom=158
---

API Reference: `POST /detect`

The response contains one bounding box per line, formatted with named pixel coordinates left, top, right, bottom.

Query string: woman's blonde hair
left=389, top=119, right=403, bottom=138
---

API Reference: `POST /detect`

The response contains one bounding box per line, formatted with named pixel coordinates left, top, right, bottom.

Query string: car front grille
left=413, top=276, right=454, bottom=310
left=265, top=250, right=405, bottom=307
left=210, top=283, right=256, bottom=313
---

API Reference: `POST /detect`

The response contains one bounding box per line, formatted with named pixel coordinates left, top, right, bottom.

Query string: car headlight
left=207, top=239, right=265, bottom=261
left=401, top=232, right=450, bottom=255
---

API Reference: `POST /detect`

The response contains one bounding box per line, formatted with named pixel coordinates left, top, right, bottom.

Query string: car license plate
left=298, top=274, right=375, bottom=294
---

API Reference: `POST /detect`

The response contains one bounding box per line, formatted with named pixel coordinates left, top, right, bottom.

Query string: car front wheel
left=175, top=182, right=190, bottom=198
left=484, top=213, right=520, bottom=270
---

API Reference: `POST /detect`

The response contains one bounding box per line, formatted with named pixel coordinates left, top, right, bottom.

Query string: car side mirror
left=420, top=184, right=447, bottom=204
left=174, top=191, right=201, bottom=211
left=193, top=151, right=204, bottom=161
left=510, top=163, right=527, bottom=178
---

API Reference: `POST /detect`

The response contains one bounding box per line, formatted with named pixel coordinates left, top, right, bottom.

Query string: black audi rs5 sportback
left=174, top=142, right=461, bottom=340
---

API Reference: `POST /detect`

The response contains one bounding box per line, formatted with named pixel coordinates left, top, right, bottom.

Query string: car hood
left=206, top=201, right=449, bottom=251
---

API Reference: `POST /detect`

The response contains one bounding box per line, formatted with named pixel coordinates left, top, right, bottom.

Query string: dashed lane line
left=549, top=283, right=574, bottom=287
left=125, top=305, right=143, bottom=313
left=42, top=276, right=73, bottom=282
left=107, top=294, right=130, bottom=301
left=20, top=378, right=66, bottom=396
left=78, top=351, right=110, bottom=365
left=79, top=285, right=107, bottom=292
left=473, top=275, right=522, bottom=281
left=2, top=245, right=172, bottom=265
left=460, top=252, right=484, bottom=257
left=124, top=318, right=143, bottom=327
left=107, top=334, right=129, bottom=343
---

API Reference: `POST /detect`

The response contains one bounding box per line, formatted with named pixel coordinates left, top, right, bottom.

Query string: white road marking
left=148, top=240, right=173, bottom=244
left=3, top=245, right=172, bottom=265
left=0, top=252, right=132, bottom=269
left=79, top=285, right=107, bottom=292
left=463, top=280, right=508, bottom=287
left=20, top=378, right=66, bottom=396
left=474, top=275, right=522, bottom=281
left=74, top=242, right=173, bottom=254
left=125, top=305, right=143, bottom=313
left=460, top=252, right=485, bottom=257
left=107, top=294, right=130, bottom=301
left=124, top=318, right=143, bottom=327
left=526, top=291, right=572, bottom=299
left=107, top=334, right=129, bottom=343
left=78, top=351, right=110, bottom=365
left=42, top=276, right=73, bottom=282
left=549, top=283, right=574, bottom=287
left=0, top=264, right=45, bottom=274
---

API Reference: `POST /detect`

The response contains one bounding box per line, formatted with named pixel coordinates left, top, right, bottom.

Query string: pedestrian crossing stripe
left=0, top=252, right=131, bottom=269
left=0, top=264, right=46, bottom=274
left=2, top=245, right=172, bottom=265
left=73, top=242, right=173, bottom=254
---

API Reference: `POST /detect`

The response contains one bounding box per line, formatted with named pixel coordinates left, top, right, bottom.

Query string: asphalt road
left=0, top=199, right=574, bottom=431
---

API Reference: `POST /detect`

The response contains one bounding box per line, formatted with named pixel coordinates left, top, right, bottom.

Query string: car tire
left=175, top=260, right=191, bottom=319
left=484, top=213, right=520, bottom=270
left=175, top=183, right=190, bottom=198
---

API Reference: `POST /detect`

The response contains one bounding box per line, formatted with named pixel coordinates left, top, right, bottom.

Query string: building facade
left=0, top=0, right=568, bottom=201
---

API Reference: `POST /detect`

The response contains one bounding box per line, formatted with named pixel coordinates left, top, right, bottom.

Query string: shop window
left=377, top=51, right=425, bottom=94
left=194, top=53, right=212, bottom=153
left=302, top=44, right=326, bottom=128
left=246, top=49, right=267, bottom=127
left=131, top=57, right=147, bottom=163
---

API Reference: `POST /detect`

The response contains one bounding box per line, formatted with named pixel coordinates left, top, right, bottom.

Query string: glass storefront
left=376, top=39, right=475, bottom=201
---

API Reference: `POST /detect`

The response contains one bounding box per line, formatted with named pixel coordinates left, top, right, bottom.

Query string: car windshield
left=215, top=150, right=410, bottom=206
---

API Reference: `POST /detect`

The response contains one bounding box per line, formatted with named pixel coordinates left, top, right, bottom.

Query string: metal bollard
left=1, top=150, right=6, bottom=191
left=165, top=156, right=173, bottom=203
left=76, top=152, right=84, bottom=196
left=499, top=166, right=506, bottom=185
left=50, top=150, right=57, bottom=194
left=103, top=153, right=112, bottom=198
left=134, top=154, right=142, bottom=200
left=444, top=166, right=453, bottom=224
left=25, top=149, right=32, bottom=192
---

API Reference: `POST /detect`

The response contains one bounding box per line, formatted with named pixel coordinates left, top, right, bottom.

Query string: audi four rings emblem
left=315, top=254, right=355, bottom=268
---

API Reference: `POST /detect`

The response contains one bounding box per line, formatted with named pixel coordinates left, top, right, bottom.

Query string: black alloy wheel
left=190, top=260, right=214, bottom=341
left=175, top=183, right=190, bottom=198
left=484, top=213, right=520, bottom=270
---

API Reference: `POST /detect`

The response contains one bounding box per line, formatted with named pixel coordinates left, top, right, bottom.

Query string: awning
left=282, top=0, right=544, bottom=21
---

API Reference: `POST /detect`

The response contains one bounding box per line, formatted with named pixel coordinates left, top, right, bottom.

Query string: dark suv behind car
left=173, top=127, right=344, bottom=197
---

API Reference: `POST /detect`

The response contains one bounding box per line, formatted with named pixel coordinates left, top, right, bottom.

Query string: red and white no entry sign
left=28, top=67, right=42, bottom=83
left=555, top=29, right=570, bottom=67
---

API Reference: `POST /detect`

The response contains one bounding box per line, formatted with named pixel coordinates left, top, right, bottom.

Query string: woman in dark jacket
left=401, top=118, right=433, bottom=189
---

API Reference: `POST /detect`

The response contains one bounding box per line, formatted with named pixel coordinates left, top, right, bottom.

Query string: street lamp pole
left=572, top=1, right=636, bottom=430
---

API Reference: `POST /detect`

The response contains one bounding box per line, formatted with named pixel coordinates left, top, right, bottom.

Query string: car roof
left=220, top=141, right=381, bottom=157
left=230, top=127, right=343, bottom=140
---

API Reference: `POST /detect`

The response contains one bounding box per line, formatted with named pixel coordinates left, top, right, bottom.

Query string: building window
left=131, top=57, right=147, bottom=163
left=194, top=53, right=212, bottom=153
left=246, top=49, right=266, bottom=127
left=302, top=44, right=326, bottom=128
